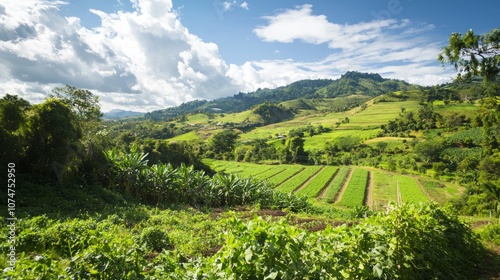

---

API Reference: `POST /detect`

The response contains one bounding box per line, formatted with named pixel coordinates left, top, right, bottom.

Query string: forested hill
left=145, top=71, right=419, bottom=121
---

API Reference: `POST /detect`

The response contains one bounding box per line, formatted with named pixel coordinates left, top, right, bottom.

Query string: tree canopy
left=438, top=28, right=500, bottom=83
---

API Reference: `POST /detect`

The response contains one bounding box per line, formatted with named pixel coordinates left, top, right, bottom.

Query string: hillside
left=3, top=74, right=500, bottom=279
left=144, top=71, right=418, bottom=121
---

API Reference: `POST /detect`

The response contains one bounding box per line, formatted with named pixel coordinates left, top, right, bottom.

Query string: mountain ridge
left=145, top=71, right=420, bottom=121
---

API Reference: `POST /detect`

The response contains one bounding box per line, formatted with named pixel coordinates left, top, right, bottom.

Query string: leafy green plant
left=139, top=226, right=172, bottom=252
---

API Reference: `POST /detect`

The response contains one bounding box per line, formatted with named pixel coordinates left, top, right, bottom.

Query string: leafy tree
left=413, top=139, right=445, bottom=164
left=282, top=136, right=306, bottom=163
left=207, top=130, right=239, bottom=158
left=50, top=85, right=102, bottom=126
left=0, top=95, right=31, bottom=166
left=23, top=98, right=81, bottom=178
left=0, top=94, right=30, bottom=132
left=438, top=28, right=500, bottom=83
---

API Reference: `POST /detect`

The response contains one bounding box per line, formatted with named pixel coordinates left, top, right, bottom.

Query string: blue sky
left=0, top=0, right=498, bottom=112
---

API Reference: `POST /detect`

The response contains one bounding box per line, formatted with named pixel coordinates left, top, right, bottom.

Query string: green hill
left=144, top=71, right=419, bottom=121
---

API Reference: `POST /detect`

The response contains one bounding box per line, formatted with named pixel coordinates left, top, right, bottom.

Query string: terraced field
left=338, top=169, right=369, bottom=207
left=266, top=165, right=305, bottom=187
left=205, top=161, right=461, bottom=208
left=321, top=166, right=351, bottom=203
left=295, top=166, right=339, bottom=197
left=276, top=166, right=323, bottom=193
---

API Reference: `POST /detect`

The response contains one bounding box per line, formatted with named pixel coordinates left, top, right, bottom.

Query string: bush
left=139, top=226, right=172, bottom=252
left=479, top=223, right=500, bottom=245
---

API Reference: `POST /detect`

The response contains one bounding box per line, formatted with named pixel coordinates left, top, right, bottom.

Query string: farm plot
left=207, top=160, right=257, bottom=176
left=295, top=166, right=338, bottom=198
left=247, top=165, right=286, bottom=180
left=395, top=175, right=428, bottom=204
left=339, top=169, right=369, bottom=207
left=266, top=165, right=305, bottom=187
left=371, top=170, right=398, bottom=210
left=321, top=166, right=351, bottom=203
left=276, top=166, right=323, bottom=193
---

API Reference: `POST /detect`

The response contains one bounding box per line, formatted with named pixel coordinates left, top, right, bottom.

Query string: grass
left=370, top=169, right=398, bottom=210
left=304, top=129, right=380, bottom=150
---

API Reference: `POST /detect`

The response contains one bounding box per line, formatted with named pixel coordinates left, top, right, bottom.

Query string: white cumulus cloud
left=0, top=1, right=454, bottom=112
left=0, top=0, right=239, bottom=112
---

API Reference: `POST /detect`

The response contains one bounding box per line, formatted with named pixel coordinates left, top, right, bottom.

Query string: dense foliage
left=1, top=203, right=484, bottom=279
left=103, top=146, right=309, bottom=211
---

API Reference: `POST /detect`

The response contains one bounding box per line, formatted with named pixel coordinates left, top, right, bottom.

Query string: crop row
left=322, top=166, right=351, bottom=203
left=295, top=166, right=339, bottom=197
left=276, top=166, right=323, bottom=193
left=266, top=165, right=305, bottom=186
left=396, top=175, right=428, bottom=204
left=339, top=169, right=369, bottom=207
left=255, top=165, right=286, bottom=180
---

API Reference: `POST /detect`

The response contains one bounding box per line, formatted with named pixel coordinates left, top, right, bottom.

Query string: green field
left=338, top=168, right=369, bottom=207
left=295, top=166, right=339, bottom=197
left=205, top=161, right=465, bottom=209
left=276, top=166, right=323, bottom=193
left=394, top=175, right=429, bottom=204
left=318, top=167, right=351, bottom=203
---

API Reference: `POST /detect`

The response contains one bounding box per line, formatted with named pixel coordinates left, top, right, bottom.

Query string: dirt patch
left=202, top=244, right=223, bottom=257
left=471, top=220, right=493, bottom=229
left=257, top=209, right=287, bottom=217
left=289, top=218, right=357, bottom=232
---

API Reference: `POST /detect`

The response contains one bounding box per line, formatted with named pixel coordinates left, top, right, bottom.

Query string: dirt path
left=318, top=168, right=340, bottom=199
left=334, top=168, right=354, bottom=204
left=364, top=170, right=373, bottom=208
left=294, top=166, right=325, bottom=193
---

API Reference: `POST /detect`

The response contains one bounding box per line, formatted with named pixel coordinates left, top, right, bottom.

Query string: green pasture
left=433, top=101, right=480, bottom=118
left=303, top=128, right=380, bottom=150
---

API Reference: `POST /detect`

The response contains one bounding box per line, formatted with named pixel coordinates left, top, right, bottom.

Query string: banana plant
left=103, top=145, right=149, bottom=196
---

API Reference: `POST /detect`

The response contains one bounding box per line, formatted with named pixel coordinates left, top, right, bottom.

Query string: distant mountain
left=104, top=109, right=144, bottom=119
left=145, top=71, right=420, bottom=121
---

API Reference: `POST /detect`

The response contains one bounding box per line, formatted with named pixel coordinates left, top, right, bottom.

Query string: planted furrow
left=296, top=166, right=339, bottom=198
left=321, top=166, right=351, bottom=203
left=267, top=166, right=305, bottom=187
left=396, top=175, right=429, bottom=204
left=276, top=166, right=323, bottom=193
left=339, top=168, right=369, bottom=207
left=251, top=166, right=286, bottom=180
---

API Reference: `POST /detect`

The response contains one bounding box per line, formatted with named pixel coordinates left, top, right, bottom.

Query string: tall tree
left=24, top=98, right=81, bottom=178
left=438, top=28, right=500, bottom=84
left=50, top=85, right=102, bottom=128
left=0, top=95, right=31, bottom=166
left=439, top=28, right=500, bottom=215
left=208, top=130, right=239, bottom=158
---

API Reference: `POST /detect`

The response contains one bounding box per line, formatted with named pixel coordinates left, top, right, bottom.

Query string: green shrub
left=139, top=226, right=172, bottom=252
left=479, top=223, right=500, bottom=245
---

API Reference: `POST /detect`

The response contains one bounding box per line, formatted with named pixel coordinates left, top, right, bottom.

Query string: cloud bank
left=0, top=1, right=453, bottom=112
